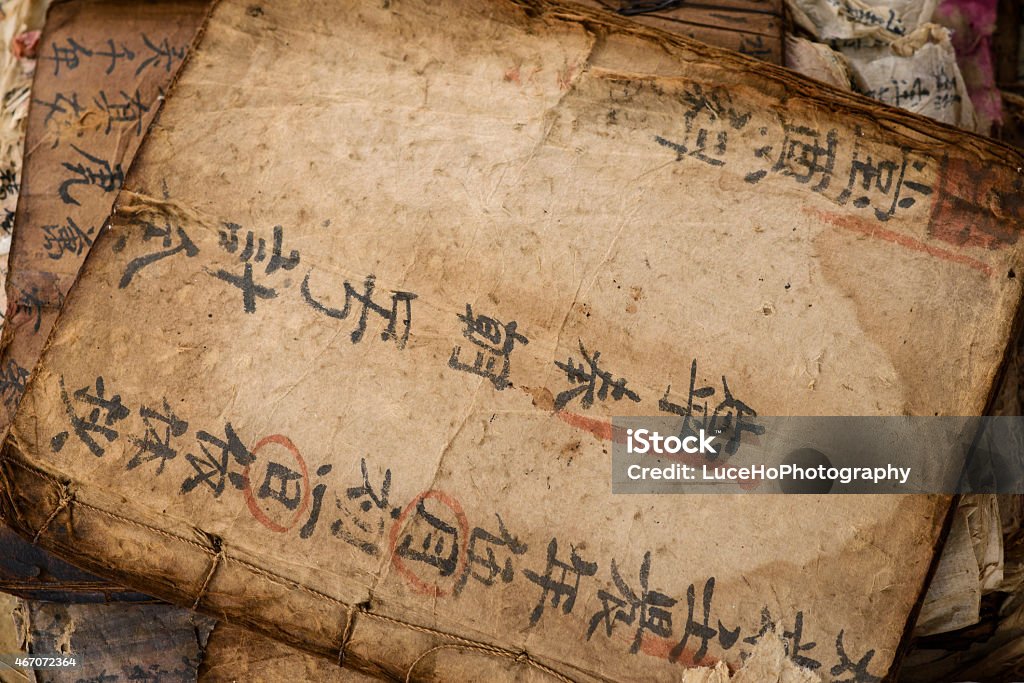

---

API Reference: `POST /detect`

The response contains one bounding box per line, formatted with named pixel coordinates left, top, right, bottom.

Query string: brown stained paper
left=200, top=622, right=821, bottom=683
left=571, top=0, right=784, bottom=64
left=0, top=526, right=153, bottom=602
left=0, top=593, right=29, bottom=683
left=0, top=0, right=50, bottom=383
left=2, top=597, right=379, bottom=683
left=786, top=1, right=979, bottom=132
left=0, top=0, right=207, bottom=428
left=0, top=0, right=208, bottom=618
left=786, top=0, right=938, bottom=42
left=200, top=623, right=389, bottom=683
left=784, top=36, right=853, bottom=90
left=2, top=0, right=1024, bottom=681
left=25, top=602, right=213, bottom=683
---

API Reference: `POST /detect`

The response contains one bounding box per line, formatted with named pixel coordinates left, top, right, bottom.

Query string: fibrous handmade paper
left=0, top=0, right=50, bottom=375
left=201, top=622, right=388, bottom=682
left=787, top=0, right=978, bottom=131
left=0, top=0, right=206, bottom=426
left=3, top=1, right=1024, bottom=681
left=0, top=526, right=150, bottom=602
left=26, top=602, right=213, bottom=683
left=787, top=0, right=937, bottom=42
left=0, top=0, right=207, bottom=619
left=841, top=25, right=978, bottom=130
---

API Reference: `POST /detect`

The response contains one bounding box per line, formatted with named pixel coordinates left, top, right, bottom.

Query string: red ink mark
left=388, top=490, right=469, bottom=598
left=242, top=434, right=310, bottom=533
left=639, top=634, right=734, bottom=671
left=811, top=209, right=994, bottom=277
left=928, top=156, right=1022, bottom=250
left=556, top=411, right=617, bottom=441
left=504, top=65, right=521, bottom=84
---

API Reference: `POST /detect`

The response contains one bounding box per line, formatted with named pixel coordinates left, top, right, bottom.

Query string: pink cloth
left=11, top=30, right=40, bottom=60
left=936, top=0, right=1002, bottom=134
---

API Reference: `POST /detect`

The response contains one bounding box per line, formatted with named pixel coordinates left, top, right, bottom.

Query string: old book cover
left=571, top=0, right=784, bottom=63
left=25, top=602, right=213, bottom=683
left=0, top=0, right=207, bottom=426
left=200, top=620, right=816, bottom=682
left=4, top=0, right=1024, bottom=680
left=0, top=597, right=387, bottom=682
left=201, top=621, right=388, bottom=682
left=0, top=0, right=209, bottom=617
left=0, top=0, right=49, bottom=406
left=0, top=526, right=153, bottom=602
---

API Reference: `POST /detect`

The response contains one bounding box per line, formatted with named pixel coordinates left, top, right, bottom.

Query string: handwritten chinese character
left=659, top=360, right=763, bottom=458
left=522, top=538, right=598, bottom=626
left=126, top=400, right=188, bottom=475
left=836, top=132, right=932, bottom=221
left=746, top=121, right=837, bottom=193
left=302, top=272, right=417, bottom=348
left=831, top=630, right=880, bottom=683
left=655, top=84, right=750, bottom=167
left=331, top=458, right=397, bottom=555
left=136, top=34, right=186, bottom=75
left=0, top=168, right=17, bottom=201
left=59, top=144, right=124, bottom=206
left=117, top=217, right=200, bottom=288
left=456, top=514, right=528, bottom=594
left=588, top=550, right=676, bottom=654
left=42, top=217, right=94, bottom=259
left=670, top=577, right=740, bottom=664
left=553, top=340, right=640, bottom=411
left=180, top=423, right=255, bottom=498
left=94, top=39, right=135, bottom=74
left=44, top=38, right=92, bottom=75
left=210, top=223, right=300, bottom=313
left=0, top=361, right=29, bottom=409
left=93, top=89, right=150, bottom=136
left=51, top=376, right=130, bottom=457
left=394, top=497, right=461, bottom=577
left=449, top=304, right=528, bottom=389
